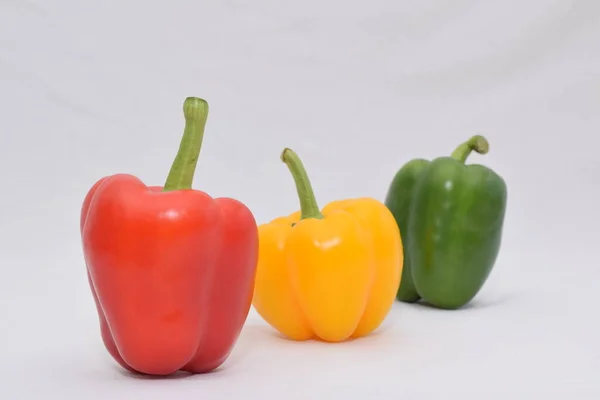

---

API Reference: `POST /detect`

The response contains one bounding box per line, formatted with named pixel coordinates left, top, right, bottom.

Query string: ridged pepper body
left=253, top=198, right=402, bottom=342
left=81, top=175, right=258, bottom=375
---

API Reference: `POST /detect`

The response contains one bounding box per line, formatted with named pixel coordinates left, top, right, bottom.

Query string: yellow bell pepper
left=252, top=148, right=403, bottom=342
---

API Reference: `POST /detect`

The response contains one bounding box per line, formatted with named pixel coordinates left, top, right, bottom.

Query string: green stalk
left=450, top=135, right=489, bottom=164
left=163, top=97, right=209, bottom=191
left=281, top=148, right=324, bottom=220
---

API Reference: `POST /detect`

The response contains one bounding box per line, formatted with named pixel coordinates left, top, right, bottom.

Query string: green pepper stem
left=450, top=135, right=489, bottom=163
left=281, top=148, right=324, bottom=220
left=163, top=97, right=209, bottom=191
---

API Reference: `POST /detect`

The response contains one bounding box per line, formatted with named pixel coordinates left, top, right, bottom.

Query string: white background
left=1, top=0, right=599, bottom=398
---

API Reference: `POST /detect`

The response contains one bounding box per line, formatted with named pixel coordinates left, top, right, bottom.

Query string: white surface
left=1, top=0, right=599, bottom=398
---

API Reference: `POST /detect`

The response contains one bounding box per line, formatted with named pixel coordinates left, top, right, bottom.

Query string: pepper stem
left=450, top=135, right=489, bottom=163
left=281, top=148, right=324, bottom=220
left=163, top=97, right=209, bottom=191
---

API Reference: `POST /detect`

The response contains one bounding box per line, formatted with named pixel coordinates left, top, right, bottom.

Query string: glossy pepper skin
left=385, top=135, right=507, bottom=309
left=252, top=149, right=403, bottom=342
left=80, top=97, right=258, bottom=376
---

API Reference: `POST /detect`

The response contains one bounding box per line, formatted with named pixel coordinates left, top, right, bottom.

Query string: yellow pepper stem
left=281, top=148, right=324, bottom=220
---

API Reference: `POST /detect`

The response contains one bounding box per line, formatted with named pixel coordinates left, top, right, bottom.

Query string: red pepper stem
left=281, top=148, right=324, bottom=220
left=450, top=135, right=489, bottom=164
left=163, top=97, right=209, bottom=191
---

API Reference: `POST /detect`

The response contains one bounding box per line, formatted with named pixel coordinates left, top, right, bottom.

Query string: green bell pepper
left=384, top=135, right=507, bottom=309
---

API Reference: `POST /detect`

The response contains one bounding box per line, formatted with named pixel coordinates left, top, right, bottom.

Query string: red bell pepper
left=80, top=97, right=259, bottom=376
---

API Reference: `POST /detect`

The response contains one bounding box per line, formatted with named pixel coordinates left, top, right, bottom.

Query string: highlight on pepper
left=252, top=148, right=403, bottom=343
left=384, top=135, right=507, bottom=310
left=80, top=97, right=259, bottom=376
